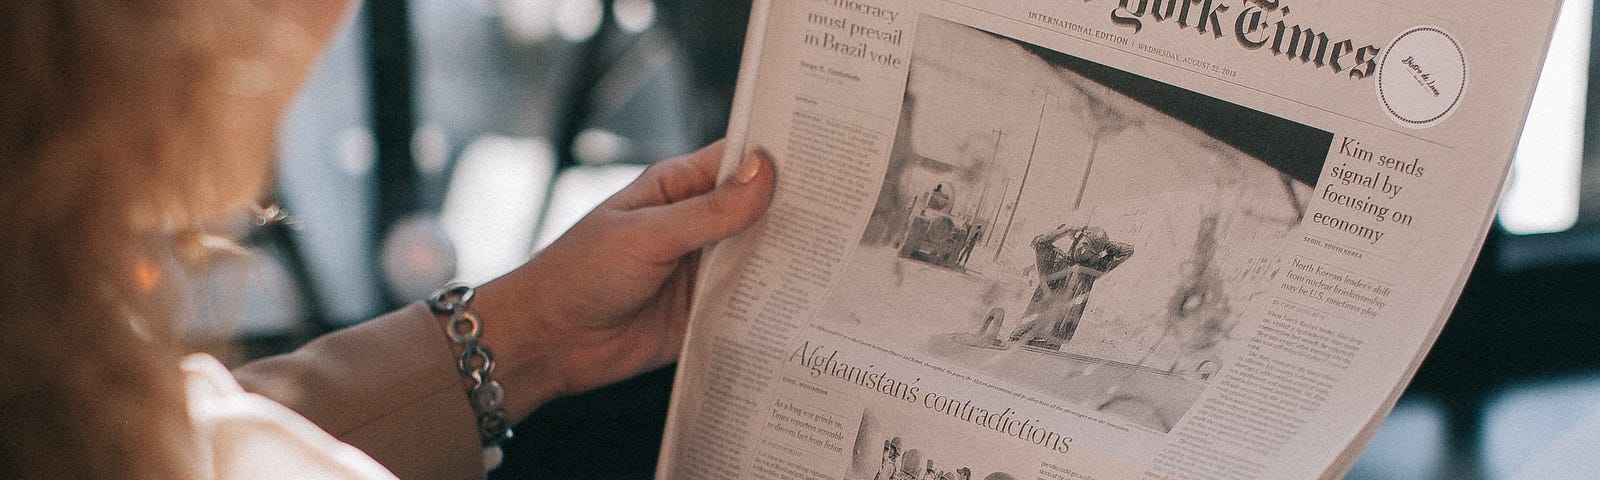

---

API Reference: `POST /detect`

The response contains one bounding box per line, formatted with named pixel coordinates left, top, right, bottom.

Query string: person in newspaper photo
left=875, top=436, right=904, bottom=480
left=1008, top=224, right=1134, bottom=350
left=0, top=1, right=777, bottom=479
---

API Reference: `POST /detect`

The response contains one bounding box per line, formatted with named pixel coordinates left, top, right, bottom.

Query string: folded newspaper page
left=659, top=1, right=1562, bottom=478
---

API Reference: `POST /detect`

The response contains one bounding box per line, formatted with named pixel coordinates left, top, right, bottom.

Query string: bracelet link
left=477, top=411, right=514, bottom=444
left=458, top=344, right=495, bottom=377
left=447, top=310, right=482, bottom=344
left=469, top=380, right=505, bottom=413
left=427, top=284, right=474, bottom=316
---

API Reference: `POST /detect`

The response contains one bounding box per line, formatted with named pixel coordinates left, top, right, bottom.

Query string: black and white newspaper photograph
left=845, top=406, right=1023, bottom=480
left=818, top=15, right=1334, bottom=433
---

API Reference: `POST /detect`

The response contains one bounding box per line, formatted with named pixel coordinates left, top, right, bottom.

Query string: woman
left=0, top=1, right=774, bottom=478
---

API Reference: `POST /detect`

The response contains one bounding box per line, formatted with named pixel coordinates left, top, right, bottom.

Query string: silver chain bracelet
left=426, top=283, right=514, bottom=468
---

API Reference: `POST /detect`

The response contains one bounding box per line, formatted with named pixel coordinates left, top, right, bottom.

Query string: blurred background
left=226, top=0, right=1600, bottom=478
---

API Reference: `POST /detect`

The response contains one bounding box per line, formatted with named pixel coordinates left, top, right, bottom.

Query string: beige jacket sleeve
left=232, top=303, right=486, bottom=480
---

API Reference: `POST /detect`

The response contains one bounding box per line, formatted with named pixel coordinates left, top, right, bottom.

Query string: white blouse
left=183, top=354, right=400, bottom=480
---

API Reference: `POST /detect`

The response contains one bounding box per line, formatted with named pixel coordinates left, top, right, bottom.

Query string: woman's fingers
left=612, top=144, right=777, bottom=263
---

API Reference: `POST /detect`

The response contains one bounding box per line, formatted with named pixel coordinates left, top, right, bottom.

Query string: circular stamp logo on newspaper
left=1376, top=26, right=1467, bottom=129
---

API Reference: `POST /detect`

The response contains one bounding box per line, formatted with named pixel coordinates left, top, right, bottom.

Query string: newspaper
left=657, top=1, right=1563, bottom=478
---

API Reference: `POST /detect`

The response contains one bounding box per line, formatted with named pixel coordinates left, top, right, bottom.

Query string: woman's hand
left=474, top=140, right=775, bottom=420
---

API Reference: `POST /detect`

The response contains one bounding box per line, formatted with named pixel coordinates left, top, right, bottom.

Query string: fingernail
left=736, top=149, right=766, bottom=184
